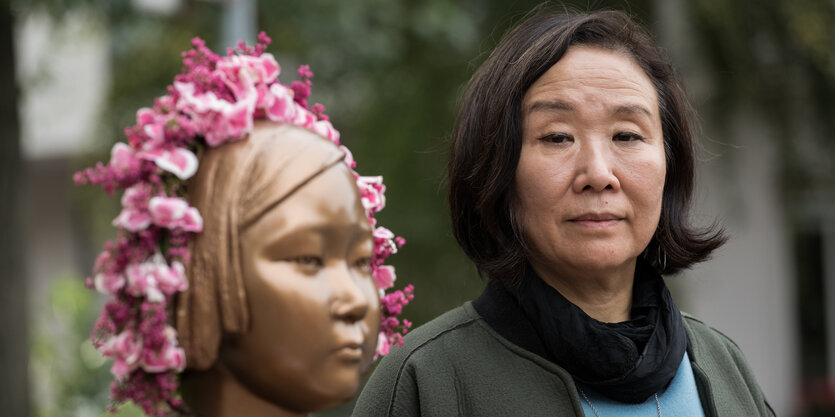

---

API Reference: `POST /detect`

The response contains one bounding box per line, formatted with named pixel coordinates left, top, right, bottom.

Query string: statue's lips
left=333, top=342, right=364, bottom=362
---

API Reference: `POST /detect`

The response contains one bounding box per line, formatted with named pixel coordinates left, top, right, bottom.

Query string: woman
left=77, top=34, right=411, bottom=417
left=354, top=10, right=773, bottom=416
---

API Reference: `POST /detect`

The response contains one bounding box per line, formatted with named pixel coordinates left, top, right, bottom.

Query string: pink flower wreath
left=75, top=33, right=414, bottom=416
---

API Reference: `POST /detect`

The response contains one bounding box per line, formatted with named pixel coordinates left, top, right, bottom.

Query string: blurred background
left=1, top=0, right=833, bottom=416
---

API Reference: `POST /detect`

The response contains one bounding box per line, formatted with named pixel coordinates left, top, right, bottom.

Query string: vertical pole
left=824, top=217, right=835, bottom=380
left=221, top=0, right=256, bottom=50
left=0, top=1, right=29, bottom=416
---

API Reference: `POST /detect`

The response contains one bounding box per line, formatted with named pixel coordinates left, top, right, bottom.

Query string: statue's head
left=178, top=121, right=380, bottom=412
left=76, top=34, right=413, bottom=417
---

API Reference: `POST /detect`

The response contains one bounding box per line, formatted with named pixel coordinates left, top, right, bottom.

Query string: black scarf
left=474, top=259, right=686, bottom=404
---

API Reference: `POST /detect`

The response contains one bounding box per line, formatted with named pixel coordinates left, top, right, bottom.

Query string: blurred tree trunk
left=0, top=1, right=29, bottom=416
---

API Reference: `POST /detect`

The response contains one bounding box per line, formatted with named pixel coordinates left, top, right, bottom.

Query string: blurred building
left=657, top=1, right=834, bottom=415
left=15, top=9, right=111, bottom=416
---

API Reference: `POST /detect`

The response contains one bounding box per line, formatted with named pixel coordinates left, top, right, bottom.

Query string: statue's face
left=223, top=161, right=380, bottom=413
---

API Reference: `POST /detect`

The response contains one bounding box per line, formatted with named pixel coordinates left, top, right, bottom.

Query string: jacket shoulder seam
left=387, top=315, right=481, bottom=415
left=682, top=313, right=743, bottom=352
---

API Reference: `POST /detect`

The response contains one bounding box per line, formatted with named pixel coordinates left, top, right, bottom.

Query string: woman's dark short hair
left=448, top=9, right=726, bottom=283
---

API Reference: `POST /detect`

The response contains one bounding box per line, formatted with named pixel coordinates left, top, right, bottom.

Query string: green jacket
left=354, top=300, right=774, bottom=416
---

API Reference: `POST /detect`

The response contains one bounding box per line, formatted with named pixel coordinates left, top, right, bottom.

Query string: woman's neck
left=180, top=363, right=307, bottom=417
left=530, top=258, right=636, bottom=323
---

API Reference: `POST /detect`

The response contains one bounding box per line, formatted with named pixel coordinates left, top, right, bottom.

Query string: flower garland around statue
left=74, top=32, right=414, bottom=417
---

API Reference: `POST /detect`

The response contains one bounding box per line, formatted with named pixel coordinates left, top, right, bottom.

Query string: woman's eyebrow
left=612, top=104, right=653, bottom=118
left=526, top=99, right=574, bottom=115
left=525, top=100, right=653, bottom=119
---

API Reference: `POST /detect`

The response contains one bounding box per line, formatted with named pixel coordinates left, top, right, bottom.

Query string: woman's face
left=222, top=161, right=380, bottom=413
left=515, top=46, right=666, bottom=280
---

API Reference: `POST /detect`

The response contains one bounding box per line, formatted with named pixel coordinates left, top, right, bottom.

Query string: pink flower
left=376, top=332, right=391, bottom=357
left=357, top=176, right=386, bottom=214
left=155, top=260, right=187, bottom=295
left=143, top=122, right=166, bottom=149
left=297, top=64, right=313, bottom=79
left=142, top=345, right=186, bottom=373
left=141, top=327, right=186, bottom=373
left=373, top=226, right=395, bottom=240
left=264, top=84, right=297, bottom=123
left=153, top=94, right=178, bottom=114
left=381, top=292, right=405, bottom=316
left=291, top=80, right=311, bottom=108
left=138, top=147, right=198, bottom=180
left=113, top=209, right=152, bottom=232
left=99, top=329, right=143, bottom=380
left=121, top=183, right=151, bottom=209
left=310, top=103, right=328, bottom=121
left=94, top=251, right=113, bottom=274
left=109, top=143, right=140, bottom=172
left=125, top=255, right=188, bottom=302
left=340, top=145, right=356, bottom=169
left=175, top=81, right=255, bottom=146
left=381, top=284, right=414, bottom=317
left=373, top=265, right=396, bottom=290
left=149, top=197, right=185, bottom=225
left=216, top=53, right=280, bottom=99
left=133, top=108, right=180, bottom=151
left=125, top=262, right=163, bottom=302
left=205, top=97, right=254, bottom=146
left=215, top=58, right=257, bottom=101
left=94, top=272, right=126, bottom=296
left=148, top=196, right=203, bottom=232
left=112, top=184, right=153, bottom=231
left=136, top=107, right=156, bottom=125
left=253, top=54, right=280, bottom=81
left=290, top=104, right=317, bottom=129
left=373, top=226, right=399, bottom=259
left=312, top=119, right=340, bottom=144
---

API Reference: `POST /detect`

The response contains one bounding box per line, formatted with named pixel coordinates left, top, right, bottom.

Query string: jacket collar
left=472, top=279, right=719, bottom=414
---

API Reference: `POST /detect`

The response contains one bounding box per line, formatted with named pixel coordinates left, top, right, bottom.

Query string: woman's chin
left=539, top=252, right=640, bottom=279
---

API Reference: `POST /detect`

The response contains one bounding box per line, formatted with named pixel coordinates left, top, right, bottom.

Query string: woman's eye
left=539, top=133, right=573, bottom=143
left=613, top=131, right=645, bottom=142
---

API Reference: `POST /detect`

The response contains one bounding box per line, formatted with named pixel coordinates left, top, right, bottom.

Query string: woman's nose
left=572, top=141, right=621, bottom=193
left=329, top=265, right=370, bottom=323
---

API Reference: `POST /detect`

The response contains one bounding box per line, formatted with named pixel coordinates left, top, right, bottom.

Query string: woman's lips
left=569, top=213, right=623, bottom=228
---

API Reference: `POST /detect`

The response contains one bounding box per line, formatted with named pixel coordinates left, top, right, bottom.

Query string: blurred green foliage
left=30, top=275, right=111, bottom=417
left=690, top=0, right=835, bottom=191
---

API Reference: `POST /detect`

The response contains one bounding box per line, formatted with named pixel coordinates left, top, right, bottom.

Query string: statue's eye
left=353, top=257, right=372, bottom=272
left=288, top=255, right=323, bottom=267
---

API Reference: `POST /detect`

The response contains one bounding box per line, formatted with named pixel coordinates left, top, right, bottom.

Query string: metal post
left=221, top=0, right=256, bottom=50
left=824, top=216, right=835, bottom=380
left=0, top=2, right=28, bottom=416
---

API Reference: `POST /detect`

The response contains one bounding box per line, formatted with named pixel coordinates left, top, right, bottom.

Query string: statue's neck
left=180, top=364, right=307, bottom=417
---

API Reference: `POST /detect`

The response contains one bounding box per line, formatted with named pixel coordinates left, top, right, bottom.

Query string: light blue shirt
left=577, top=352, right=705, bottom=417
